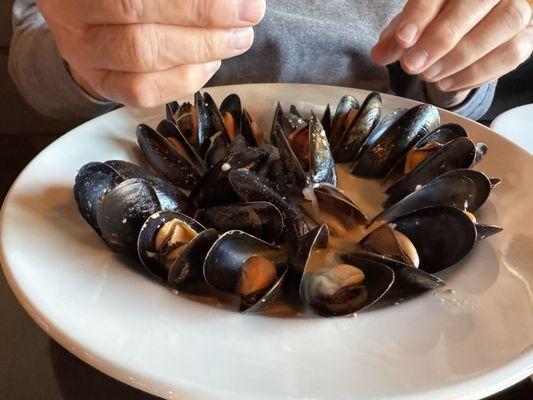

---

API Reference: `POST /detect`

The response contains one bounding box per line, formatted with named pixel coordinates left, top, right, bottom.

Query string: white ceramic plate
left=491, top=104, right=533, bottom=155
left=1, top=84, right=532, bottom=400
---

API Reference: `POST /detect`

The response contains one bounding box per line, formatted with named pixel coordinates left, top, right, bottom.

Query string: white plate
left=1, top=84, right=532, bottom=400
left=491, top=104, right=533, bottom=155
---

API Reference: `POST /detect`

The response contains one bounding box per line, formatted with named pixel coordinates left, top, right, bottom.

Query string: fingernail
left=438, top=77, right=454, bottom=91
left=397, top=23, right=417, bottom=45
left=231, top=27, right=254, bottom=50
left=423, top=62, right=442, bottom=81
left=239, top=0, right=265, bottom=23
left=405, top=48, right=429, bottom=72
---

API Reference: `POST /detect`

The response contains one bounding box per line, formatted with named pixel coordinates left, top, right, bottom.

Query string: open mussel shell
left=353, top=104, right=440, bottom=179
left=329, top=95, right=360, bottom=145
left=374, top=169, right=495, bottom=223
left=332, top=92, right=382, bottom=163
left=415, top=123, right=467, bottom=148
left=202, top=92, right=229, bottom=140
left=298, top=225, right=394, bottom=316
left=321, top=104, right=332, bottom=134
left=203, top=230, right=288, bottom=312
left=388, top=206, right=477, bottom=273
left=156, top=119, right=206, bottom=171
left=281, top=111, right=307, bottom=135
left=165, top=101, right=180, bottom=124
left=269, top=102, right=284, bottom=147
left=137, top=211, right=217, bottom=284
left=349, top=250, right=445, bottom=294
left=204, top=132, right=230, bottom=169
left=385, top=137, right=478, bottom=206
left=104, top=160, right=195, bottom=216
left=96, top=178, right=161, bottom=253
left=228, top=168, right=311, bottom=245
left=220, top=93, right=243, bottom=140
left=272, top=121, right=308, bottom=190
left=74, top=162, right=123, bottom=234
left=136, top=124, right=202, bottom=190
left=301, top=184, right=368, bottom=237
left=190, top=147, right=269, bottom=208
left=195, top=201, right=284, bottom=243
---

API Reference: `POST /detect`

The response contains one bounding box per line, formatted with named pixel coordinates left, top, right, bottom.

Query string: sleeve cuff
left=9, top=26, right=117, bottom=120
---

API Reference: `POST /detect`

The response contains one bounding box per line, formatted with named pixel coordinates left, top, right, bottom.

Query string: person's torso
left=209, top=0, right=406, bottom=92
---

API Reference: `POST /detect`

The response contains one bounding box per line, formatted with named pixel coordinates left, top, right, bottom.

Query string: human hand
left=371, top=0, right=532, bottom=93
left=36, top=0, right=265, bottom=107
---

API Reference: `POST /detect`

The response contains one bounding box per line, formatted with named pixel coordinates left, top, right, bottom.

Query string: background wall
left=0, top=2, right=531, bottom=136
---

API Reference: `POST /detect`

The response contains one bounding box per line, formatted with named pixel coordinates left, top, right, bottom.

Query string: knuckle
left=118, top=0, right=145, bottom=21
left=198, top=32, right=219, bottom=60
left=433, top=24, right=460, bottom=51
left=503, top=0, right=532, bottom=31
left=126, top=25, right=160, bottom=70
left=190, top=0, right=214, bottom=27
left=508, top=37, right=531, bottom=66
left=126, top=75, right=160, bottom=108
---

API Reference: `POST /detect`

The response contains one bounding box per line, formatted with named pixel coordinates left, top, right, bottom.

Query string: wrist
left=426, top=82, right=471, bottom=109
left=65, top=62, right=107, bottom=101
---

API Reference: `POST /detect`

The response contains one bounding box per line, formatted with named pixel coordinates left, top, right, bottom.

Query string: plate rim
left=1, top=83, right=532, bottom=400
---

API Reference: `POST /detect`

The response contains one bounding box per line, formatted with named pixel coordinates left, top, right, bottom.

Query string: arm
left=9, top=0, right=116, bottom=120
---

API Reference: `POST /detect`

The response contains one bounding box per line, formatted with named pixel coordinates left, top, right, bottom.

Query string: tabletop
left=1, top=129, right=532, bottom=399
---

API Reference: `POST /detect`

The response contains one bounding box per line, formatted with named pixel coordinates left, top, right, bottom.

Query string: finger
left=64, top=25, right=254, bottom=72
left=422, top=0, right=532, bottom=82
left=393, top=0, right=447, bottom=48
left=47, top=0, right=265, bottom=28
left=87, top=61, right=222, bottom=107
left=436, top=29, right=533, bottom=92
left=401, top=0, right=500, bottom=74
left=371, top=15, right=406, bottom=65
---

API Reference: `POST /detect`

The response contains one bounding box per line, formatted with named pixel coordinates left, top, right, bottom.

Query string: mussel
left=298, top=225, right=394, bottom=316
left=137, top=211, right=218, bottom=285
left=203, top=230, right=288, bottom=312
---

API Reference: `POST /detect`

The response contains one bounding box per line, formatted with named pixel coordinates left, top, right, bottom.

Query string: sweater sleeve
left=387, top=62, right=497, bottom=121
left=8, top=0, right=117, bottom=121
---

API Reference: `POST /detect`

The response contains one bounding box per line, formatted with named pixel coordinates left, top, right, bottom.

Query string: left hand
left=371, top=0, right=533, bottom=92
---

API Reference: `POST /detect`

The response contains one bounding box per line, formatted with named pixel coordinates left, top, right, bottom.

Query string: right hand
left=36, top=0, right=265, bottom=107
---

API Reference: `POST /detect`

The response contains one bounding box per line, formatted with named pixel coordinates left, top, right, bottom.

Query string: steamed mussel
left=74, top=90, right=502, bottom=317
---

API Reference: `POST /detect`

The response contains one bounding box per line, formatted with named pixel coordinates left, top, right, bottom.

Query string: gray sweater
left=9, top=0, right=496, bottom=121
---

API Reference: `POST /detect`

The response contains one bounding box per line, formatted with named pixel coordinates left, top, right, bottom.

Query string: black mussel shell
left=165, top=101, right=180, bottom=124
left=476, top=224, right=503, bottom=239
left=195, top=201, right=284, bottom=243
left=293, top=224, right=330, bottom=275
left=354, top=107, right=408, bottom=163
left=374, top=169, right=494, bottom=223
left=269, top=102, right=284, bottom=147
left=341, top=251, right=441, bottom=302
left=97, top=179, right=161, bottom=253
left=309, top=111, right=337, bottom=186
left=389, top=206, right=477, bottom=273
left=415, top=123, right=467, bottom=148
left=242, top=108, right=265, bottom=146
left=272, top=121, right=308, bottom=190
left=220, top=94, right=243, bottom=140
left=385, top=137, right=477, bottom=207
left=137, top=211, right=205, bottom=280
left=204, top=132, right=230, bottom=169
left=190, top=148, right=269, bottom=208
left=332, top=92, right=382, bottom=163
left=74, top=162, right=123, bottom=234
left=300, top=184, right=368, bottom=235
left=136, top=124, right=201, bottom=190
left=329, top=95, right=360, bottom=146
left=156, top=119, right=206, bottom=171
left=228, top=168, right=311, bottom=245
left=353, top=104, right=440, bottom=179
left=104, top=160, right=195, bottom=216
left=203, top=92, right=229, bottom=140
left=281, top=112, right=307, bottom=135
left=203, top=230, right=287, bottom=312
